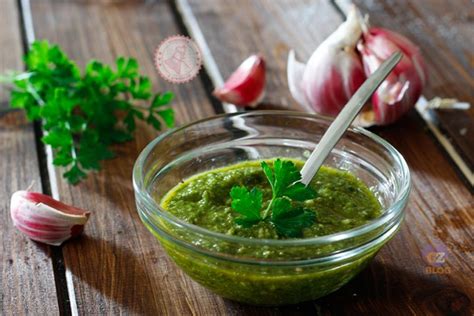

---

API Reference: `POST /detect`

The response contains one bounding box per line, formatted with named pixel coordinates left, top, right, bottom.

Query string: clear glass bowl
left=133, top=111, right=410, bottom=305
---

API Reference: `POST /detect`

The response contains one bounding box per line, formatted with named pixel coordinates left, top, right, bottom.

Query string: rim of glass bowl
left=133, top=111, right=411, bottom=248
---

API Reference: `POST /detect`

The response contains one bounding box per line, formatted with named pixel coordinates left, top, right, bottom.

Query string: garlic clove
left=10, top=190, right=90, bottom=246
left=213, top=54, right=266, bottom=107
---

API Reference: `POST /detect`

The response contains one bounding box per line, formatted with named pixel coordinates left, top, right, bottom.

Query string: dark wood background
left=0, top=0, right=472, bottom=315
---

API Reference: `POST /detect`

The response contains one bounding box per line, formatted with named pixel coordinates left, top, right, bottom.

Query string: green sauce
left=162, top=159, right=381, bottom=239
left=152, top=159, right=385, bottom=305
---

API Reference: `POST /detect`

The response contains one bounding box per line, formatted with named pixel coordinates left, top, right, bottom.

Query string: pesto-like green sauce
left=162, top=159, right=381, bottom=239
left=151, top=159, right=386, bottom=305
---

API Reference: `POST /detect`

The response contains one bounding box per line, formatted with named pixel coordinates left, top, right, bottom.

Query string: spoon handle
left=300, top=51, right=402, bottom=185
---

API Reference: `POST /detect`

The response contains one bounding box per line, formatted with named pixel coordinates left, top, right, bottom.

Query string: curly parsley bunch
left=2, top=41, right=174, bottom=184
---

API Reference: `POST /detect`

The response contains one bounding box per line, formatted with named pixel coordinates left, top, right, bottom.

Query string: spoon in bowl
left=300, top=51, right=402, bottom=185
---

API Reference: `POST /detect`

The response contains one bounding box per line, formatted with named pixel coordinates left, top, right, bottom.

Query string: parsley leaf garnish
left=271, top=198, right=315, bottom=237
left=261, top=159, right=316, bottom=202
left=1, top=40, right=175, bottom=184
left=230, top=159, right=317, bottom=237
left=230, top=186, right=263, bottom=227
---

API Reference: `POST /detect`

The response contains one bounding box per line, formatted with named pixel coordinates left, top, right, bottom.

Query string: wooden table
left=1, top=0, right=472, bottom=315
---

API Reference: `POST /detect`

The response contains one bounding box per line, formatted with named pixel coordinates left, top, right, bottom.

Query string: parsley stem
left=65, top=122, right=78, bottom=160
left=26, top=83, right=45, bottom=106
left=64, top=121, right=80, bottom=170
left=261, top=194, right=275, bottom=219
left=133, top=104, right=149, bottom=110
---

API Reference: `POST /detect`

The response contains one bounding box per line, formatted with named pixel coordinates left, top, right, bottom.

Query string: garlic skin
left=357, top=27, right=427, bottom=125
left=213, top=54, right=265, bottom=107
left=288, top=7, right=366, bottom=116
left=10, top=191, right=90, bottom=246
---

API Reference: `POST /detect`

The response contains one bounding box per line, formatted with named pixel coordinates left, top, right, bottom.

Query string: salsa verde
left=152, top=159, right=386, bottom=305
left=161, top=159, right=381, bottom=239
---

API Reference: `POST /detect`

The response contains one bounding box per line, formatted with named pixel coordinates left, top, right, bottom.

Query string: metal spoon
left=300, top=51, right=403, bottom=185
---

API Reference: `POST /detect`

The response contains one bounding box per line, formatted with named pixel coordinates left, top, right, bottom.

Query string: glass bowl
left=133, top=111, right=410, bottom=305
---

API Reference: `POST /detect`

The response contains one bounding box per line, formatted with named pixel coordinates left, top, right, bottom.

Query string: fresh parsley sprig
left=230, top=159, right=317, bottom=237
left=1, top=40, right=174, bottom=184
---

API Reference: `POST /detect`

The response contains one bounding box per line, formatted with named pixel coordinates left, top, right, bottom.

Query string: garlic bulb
left=287, top=6, right=366, bottom=115
left=11, top=190, right=90, bottom=246
left=288, top=5, right=427, bottom=126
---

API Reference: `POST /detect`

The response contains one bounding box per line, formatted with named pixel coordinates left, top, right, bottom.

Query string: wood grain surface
left=0, top=0, right=60, bottom=314
left=1, top=0, right=472, bottom=315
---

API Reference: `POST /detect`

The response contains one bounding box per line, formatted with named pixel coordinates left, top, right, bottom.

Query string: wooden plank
left=184, top=0, right=474, bottom=314
left=347, top=0, right=474, bottom=179
left=0, top=0, right=60, bottom=314
left=28, top=0, right=225, bottom=314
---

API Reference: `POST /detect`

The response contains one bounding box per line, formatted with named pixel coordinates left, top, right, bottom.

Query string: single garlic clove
left=213, top=54, right=266, bottom=107
left=357, top=27, right=427, bottom=125
left=10, top=190, right=90, bottom=246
